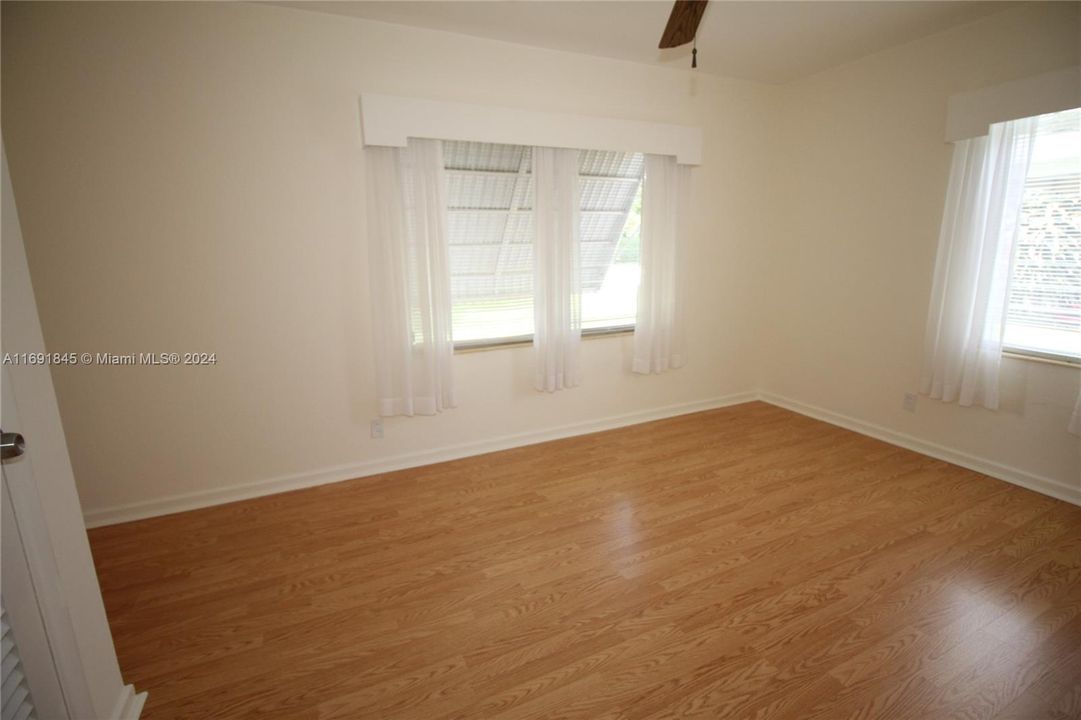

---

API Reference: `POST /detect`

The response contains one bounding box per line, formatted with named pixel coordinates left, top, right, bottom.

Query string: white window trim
left=1003, top=348, right=1081, bottom=367
left=1000, top=107, right=1080, bottom=365
left=942, top=75, right=1081, bottom=364
left=360, top=93, right=703, bottom=165
left=454, top=325, right=634, bottom=354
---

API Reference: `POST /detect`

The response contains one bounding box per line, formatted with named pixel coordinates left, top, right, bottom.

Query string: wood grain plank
left=87, top=402, right=1081, bottom=719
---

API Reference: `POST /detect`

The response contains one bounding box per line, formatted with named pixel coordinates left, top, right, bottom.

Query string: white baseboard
left=111, top=684, right=147, bottom=720
left=758, top=392, right=1081, bottom=507
left=83, top=388, right=1079, bottom=527
left=83, top=392, right=759, bottom=527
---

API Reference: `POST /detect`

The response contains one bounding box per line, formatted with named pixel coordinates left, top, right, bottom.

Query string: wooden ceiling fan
left=659, top=0, right=709, bottom=68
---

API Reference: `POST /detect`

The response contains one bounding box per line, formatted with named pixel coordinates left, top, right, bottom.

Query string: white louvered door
left=2, top=605, right=37, bottom=720
left=1, top=147, right=137, bottom=720
left=1, top=461, right=68, bottom=720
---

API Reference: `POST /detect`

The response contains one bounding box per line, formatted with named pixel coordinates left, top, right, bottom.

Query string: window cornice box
left=945, top=66, right=1081, bottom=142
left=359, top=93, right=703, bottom=166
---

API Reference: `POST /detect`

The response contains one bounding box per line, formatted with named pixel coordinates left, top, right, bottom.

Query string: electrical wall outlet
left=902, top=393, right=917, bottom=412
left=370, top=418, right=384, bottom=439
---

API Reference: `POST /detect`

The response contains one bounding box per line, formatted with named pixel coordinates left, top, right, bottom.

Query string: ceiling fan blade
left=658, top=0, right=708, bottom=49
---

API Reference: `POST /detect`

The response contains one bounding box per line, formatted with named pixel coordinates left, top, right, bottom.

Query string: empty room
left=1, top=1, right=1079, bottom=718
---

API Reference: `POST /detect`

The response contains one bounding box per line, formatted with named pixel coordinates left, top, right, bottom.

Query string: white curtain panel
left=1069, top=387, right=1081, bottom=437
left=633, top=154, right=690, bottom=375
left=921, top=117, right=1038, bottom=410
left=533, top=146, right=582, bottom=392
left=367, top=138, right=455, bottom=416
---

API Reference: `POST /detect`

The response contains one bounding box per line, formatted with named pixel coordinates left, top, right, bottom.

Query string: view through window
left=1003, top=107, right=1081, bottom=361
left=443, top=141, right=643, bottom=345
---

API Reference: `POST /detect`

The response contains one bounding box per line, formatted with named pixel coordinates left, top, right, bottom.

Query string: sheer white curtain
left=533, top=147, right=581, bottom=392
left=633, top=154, right=689, bottom=375
left=1070, top=388, right=1081, bottom=437
left=367, top=138, right=455, bottom=416
left=921, top=117, right=1037, bottom=410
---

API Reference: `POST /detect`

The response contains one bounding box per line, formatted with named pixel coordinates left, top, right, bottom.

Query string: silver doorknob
left=1, top=431, right=26, bottom=460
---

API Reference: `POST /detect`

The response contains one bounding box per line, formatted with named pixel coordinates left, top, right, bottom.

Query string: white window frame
left=360, top=95, right=701, bottom=352
left=1001, top=108, right=1080, bottom=365
left=444, top=142, right=644, bottom=350
left=944, top=70, right=1081, bottom=365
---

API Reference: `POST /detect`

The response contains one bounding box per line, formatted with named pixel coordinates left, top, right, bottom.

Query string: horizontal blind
left=444, top=141, right=534, bottom=343
left=443, top=141, right=644, bottom=345
left=1, top=607, right=36, bottom=720
left=1004, top=107, right=1081, bottom=359
left=580, top=150, right=643, bottom=331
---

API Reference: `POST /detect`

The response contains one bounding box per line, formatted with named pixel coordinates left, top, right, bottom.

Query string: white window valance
left=945, top=66, right=1080, bottom=142
left=359, top=93, right=703, bottom=165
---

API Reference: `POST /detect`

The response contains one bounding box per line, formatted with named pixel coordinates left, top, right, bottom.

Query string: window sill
left=454, top=327, right=634, bottom=354
left=455, top=337, right=531, bottom=354
left=1002, top=350, right=1080, bottom=368
left=582, top=326, right=635, bottom=341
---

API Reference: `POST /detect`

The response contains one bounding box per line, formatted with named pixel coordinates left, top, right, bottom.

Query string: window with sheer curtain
left=442, top=141, right=643, bottom=347
left=1002, top=107, right=1080, bottom=362
left=922, top=106, right=1079, bottom=415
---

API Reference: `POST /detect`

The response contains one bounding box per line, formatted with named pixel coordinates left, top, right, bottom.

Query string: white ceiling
left=270, top=1, right=1018, bottom=84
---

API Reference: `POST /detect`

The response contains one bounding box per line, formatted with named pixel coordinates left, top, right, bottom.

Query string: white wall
left=2, top=148, right=137, bottom=720
left=761, top=2, right=1081, bottom=496
left=1, top=2, right=779, bottom=521
left=2, top=2, right=1077, bottom=523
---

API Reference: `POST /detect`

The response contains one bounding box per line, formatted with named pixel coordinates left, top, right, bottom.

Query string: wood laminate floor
left=89, top=402, right=1081, bottom=720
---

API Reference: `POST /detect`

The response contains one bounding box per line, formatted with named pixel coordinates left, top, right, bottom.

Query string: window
left=443, top=141, right=643, bottom=346
left=1003, top=107, right=1080, bottom=362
